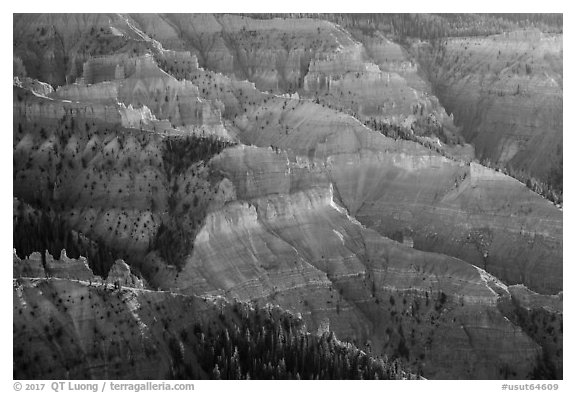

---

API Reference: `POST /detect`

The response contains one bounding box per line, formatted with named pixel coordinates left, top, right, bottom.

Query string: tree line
left=13, top=202, right=120, bottom=277
left=152, top=135, right=234, bottom=270
left=184, top=301, right=417, bottom=379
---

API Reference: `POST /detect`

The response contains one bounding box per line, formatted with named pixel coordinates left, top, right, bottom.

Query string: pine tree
left=212, top=364, right=221, bottom=380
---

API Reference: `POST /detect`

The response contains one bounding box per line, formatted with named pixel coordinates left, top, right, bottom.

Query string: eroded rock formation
left=13, top=13, right=562, bottom=380
left=414, top=30, right=562, bottom=191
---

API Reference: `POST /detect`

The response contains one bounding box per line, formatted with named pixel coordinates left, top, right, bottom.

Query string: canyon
left=413, top=29, right=562, bottom=196
left=13, top=13, right=562, bottom=380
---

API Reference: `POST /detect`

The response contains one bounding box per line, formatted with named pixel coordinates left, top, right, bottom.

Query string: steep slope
left=501, top=285, right=563, bottom=379
left=13, top=13, right=562, bottom=380
left=13, top=13, right=154, bottom=86
left=127, top=13, right=470, bottom=160
left=13, top=74, right=233, bottom=274
left=13, top=179, right=549, bottom=379
left=51, top=54, right=231, bottom=139
left=13, top=254, right=414, bottom=380
left=127, top=13, right=348, bottom=93
left=414, top=30, right=562, bottom=195
left=226, top=95, right=562, bottom=294
left=142, top=19, right=561, bottom=295
left=15, top=72, right=560, bottom=377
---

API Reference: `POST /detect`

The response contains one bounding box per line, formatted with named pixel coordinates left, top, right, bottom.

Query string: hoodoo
left=13, top=13, right=562, bottom=380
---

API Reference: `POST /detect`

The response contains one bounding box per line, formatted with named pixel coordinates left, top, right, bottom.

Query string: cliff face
left=13, top=14, right=154, bottom=87
left=301, top=31, right=461, bottom=146
left=51, top=54, right=230, bottom=139
left=155, top=174, right=544, bottom=378
left=126, top=14, right=467, bottom=159
left=14, top=67, right=232, bottom=267
left=227, top=94, right=562, bottom=294
left=13, top=92, right=164, bottom=256
left=127, top=14, right=348, bottom=94
left=13, top=177, right=547, bottom=379
left=14, top=249, right=144, bottom=288
left=13, top=76, right=54, bottom=96
left=14, top=13, right=562, bottom=380
left=414, top=30, right=562, bottom=189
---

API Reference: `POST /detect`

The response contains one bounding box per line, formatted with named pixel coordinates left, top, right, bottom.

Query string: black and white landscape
left=13, top=13, right=562, bottom=380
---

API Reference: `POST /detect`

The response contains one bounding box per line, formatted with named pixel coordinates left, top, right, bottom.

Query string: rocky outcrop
left=14, top=276, right=416, bottom=380
left=13, top=76, right=54, bottom=96
left=14, top=66, right=235, bottom=261
left=301, top=31, right=459, bottom=141
left=144, top=171, right=544, bottom=378
left=229, top=96, right=562, bottom=294
left=13, top=249, right=144, bottom=288
left=13, top=14, right=153, bottom=86
left=127, top=14, right=349, bottom=93
left=13, top=13, right=562, bottom=380
left=14, top=85, right=123, bottom=128
left=106, top=260, right=145, bottom=289
left=51, top=54, right=231, bottom=139
left=12, top=276, right=231, bottom=379
left=13, top=250, right=46, bottom=279
left=127, top=14, right=466, bottom=156
left=82, top=53, right=143, bottom=84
